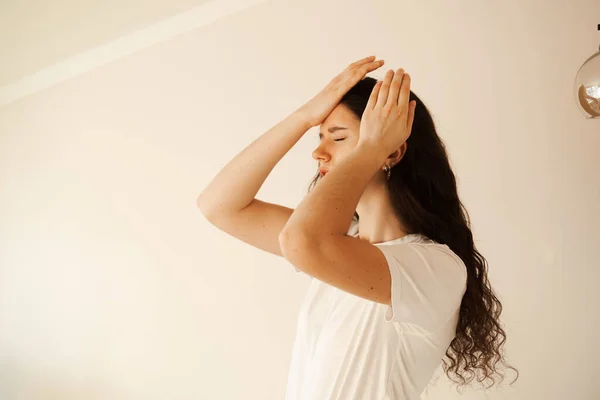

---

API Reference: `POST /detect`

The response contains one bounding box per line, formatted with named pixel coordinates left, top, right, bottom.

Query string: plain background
left=1, top=0, right=599, bottom=398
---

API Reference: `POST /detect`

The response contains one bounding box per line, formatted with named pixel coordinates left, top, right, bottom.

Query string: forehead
left=321, top=104, right=360, bottom=129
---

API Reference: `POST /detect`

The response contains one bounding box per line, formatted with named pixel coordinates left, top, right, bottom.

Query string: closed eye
left=334, top=138, right=346, bottom=142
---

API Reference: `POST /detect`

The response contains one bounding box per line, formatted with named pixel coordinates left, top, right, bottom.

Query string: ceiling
left=0, top=0, right=215, bottom=86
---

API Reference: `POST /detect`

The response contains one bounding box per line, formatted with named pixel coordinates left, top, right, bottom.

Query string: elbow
left=196, top=194, right=208, bottom=213
left=278, top=229, right=306, bottom=250
left=278, top=230, right=294, bottom=258
left=196, top=193, right=216, bottom=221
left=279, top=230, right=303, bottom=270
left=278, top=230, right=317, bottom=264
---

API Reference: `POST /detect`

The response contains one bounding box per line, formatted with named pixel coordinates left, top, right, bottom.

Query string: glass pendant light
left=574, top=24, right=600, bottom=119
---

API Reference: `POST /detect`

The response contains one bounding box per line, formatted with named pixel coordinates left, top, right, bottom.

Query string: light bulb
left=574, top=25, right=600, bottom=119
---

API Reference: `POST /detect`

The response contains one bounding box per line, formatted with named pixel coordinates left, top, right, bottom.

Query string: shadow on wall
left=0, top=358, right=114, bottom=400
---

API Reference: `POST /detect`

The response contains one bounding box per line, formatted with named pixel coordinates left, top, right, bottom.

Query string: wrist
left=292, top=109, right=317, bottom=129
left=356, top=140, right=389, bottom=163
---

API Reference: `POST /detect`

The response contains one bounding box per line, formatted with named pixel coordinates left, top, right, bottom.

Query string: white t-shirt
left=285, top=218, right=467, bottom=400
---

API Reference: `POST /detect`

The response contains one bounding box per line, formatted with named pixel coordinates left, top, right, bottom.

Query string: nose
left=312, top=143, right=331, bottom=163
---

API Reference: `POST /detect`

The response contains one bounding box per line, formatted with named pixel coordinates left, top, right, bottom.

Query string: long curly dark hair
left=307, top=77, right=519, bottom=390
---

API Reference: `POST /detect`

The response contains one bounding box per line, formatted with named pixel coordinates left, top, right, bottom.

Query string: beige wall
left=1, top=0, right=599, bottom=398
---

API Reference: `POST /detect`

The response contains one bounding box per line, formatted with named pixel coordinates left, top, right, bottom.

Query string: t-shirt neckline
left=351, top=231, right=431, bottom=245
left=376, top=233, right=428, bottom=245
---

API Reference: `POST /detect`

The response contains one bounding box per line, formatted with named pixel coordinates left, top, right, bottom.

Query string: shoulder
left=379, top=237, right=467, bottom=328
left=376, top=236, right=467, bottom=292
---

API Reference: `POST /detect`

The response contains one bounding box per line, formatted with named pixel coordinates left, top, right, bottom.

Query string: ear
left=388, top=142, right=408, bottom=167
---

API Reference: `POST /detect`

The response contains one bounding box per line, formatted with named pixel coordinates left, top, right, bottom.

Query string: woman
left=198, top=56, right=518, bottom=399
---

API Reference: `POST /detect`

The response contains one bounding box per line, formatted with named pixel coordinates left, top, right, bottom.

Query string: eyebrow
left=319, top=126, right=348, bottom=139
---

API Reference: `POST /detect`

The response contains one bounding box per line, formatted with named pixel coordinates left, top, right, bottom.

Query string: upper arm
left=201, top=198, right=293, bottom=257
left=278, top=232, right=392, bottom=304
left=279, top=233, right=467, bottom=328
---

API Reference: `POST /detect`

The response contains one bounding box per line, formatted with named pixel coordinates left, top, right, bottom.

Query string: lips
left=319, top=169, right=328, bottom=176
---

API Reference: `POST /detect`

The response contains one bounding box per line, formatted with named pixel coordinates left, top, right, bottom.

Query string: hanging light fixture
left=574, top=24, right=600, bottom=119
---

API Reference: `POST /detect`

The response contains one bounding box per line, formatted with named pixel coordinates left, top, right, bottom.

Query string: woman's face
left=312, top=104, right=361, bottom=177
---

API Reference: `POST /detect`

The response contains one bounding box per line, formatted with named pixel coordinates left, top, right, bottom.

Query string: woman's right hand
left=296, top=56, right=386, bottom=127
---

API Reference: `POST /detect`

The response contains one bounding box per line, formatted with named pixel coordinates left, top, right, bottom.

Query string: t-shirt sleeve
left=377, top=243, right=467, bottom=330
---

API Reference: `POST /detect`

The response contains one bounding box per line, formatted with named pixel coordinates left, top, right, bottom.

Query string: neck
left=355, top=181, right=410, bottom=244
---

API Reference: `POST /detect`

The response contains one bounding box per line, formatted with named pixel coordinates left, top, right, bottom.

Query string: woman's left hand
left=358, top=68, right=416, bottom=159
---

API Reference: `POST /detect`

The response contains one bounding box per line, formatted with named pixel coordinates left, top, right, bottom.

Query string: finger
left=366, top=81, right=383, bottom=110
left=341, top=59, right=384, bottom=91
left=406, top=100, right=416, bottom=135
left=352, top=60, right=384, bottom=83
left=361, top=59, right=385, bottom=73
left=349, top=55, right=376, bottom=68
left=376, top=69, right=395, bottom=106
left=398, top=73, right=411, bottom=108
left=386, top=68, right=404, bottom=107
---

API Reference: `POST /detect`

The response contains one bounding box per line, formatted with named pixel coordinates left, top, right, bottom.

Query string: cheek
left=344, top=137, right=359, bottom=152
left=335, top=146, right=354, bottom=162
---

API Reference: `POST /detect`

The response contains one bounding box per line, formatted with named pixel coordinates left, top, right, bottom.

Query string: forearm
left=197, top=110, right=312, bottom=216
left=282, top=143, right=386, bottom=238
